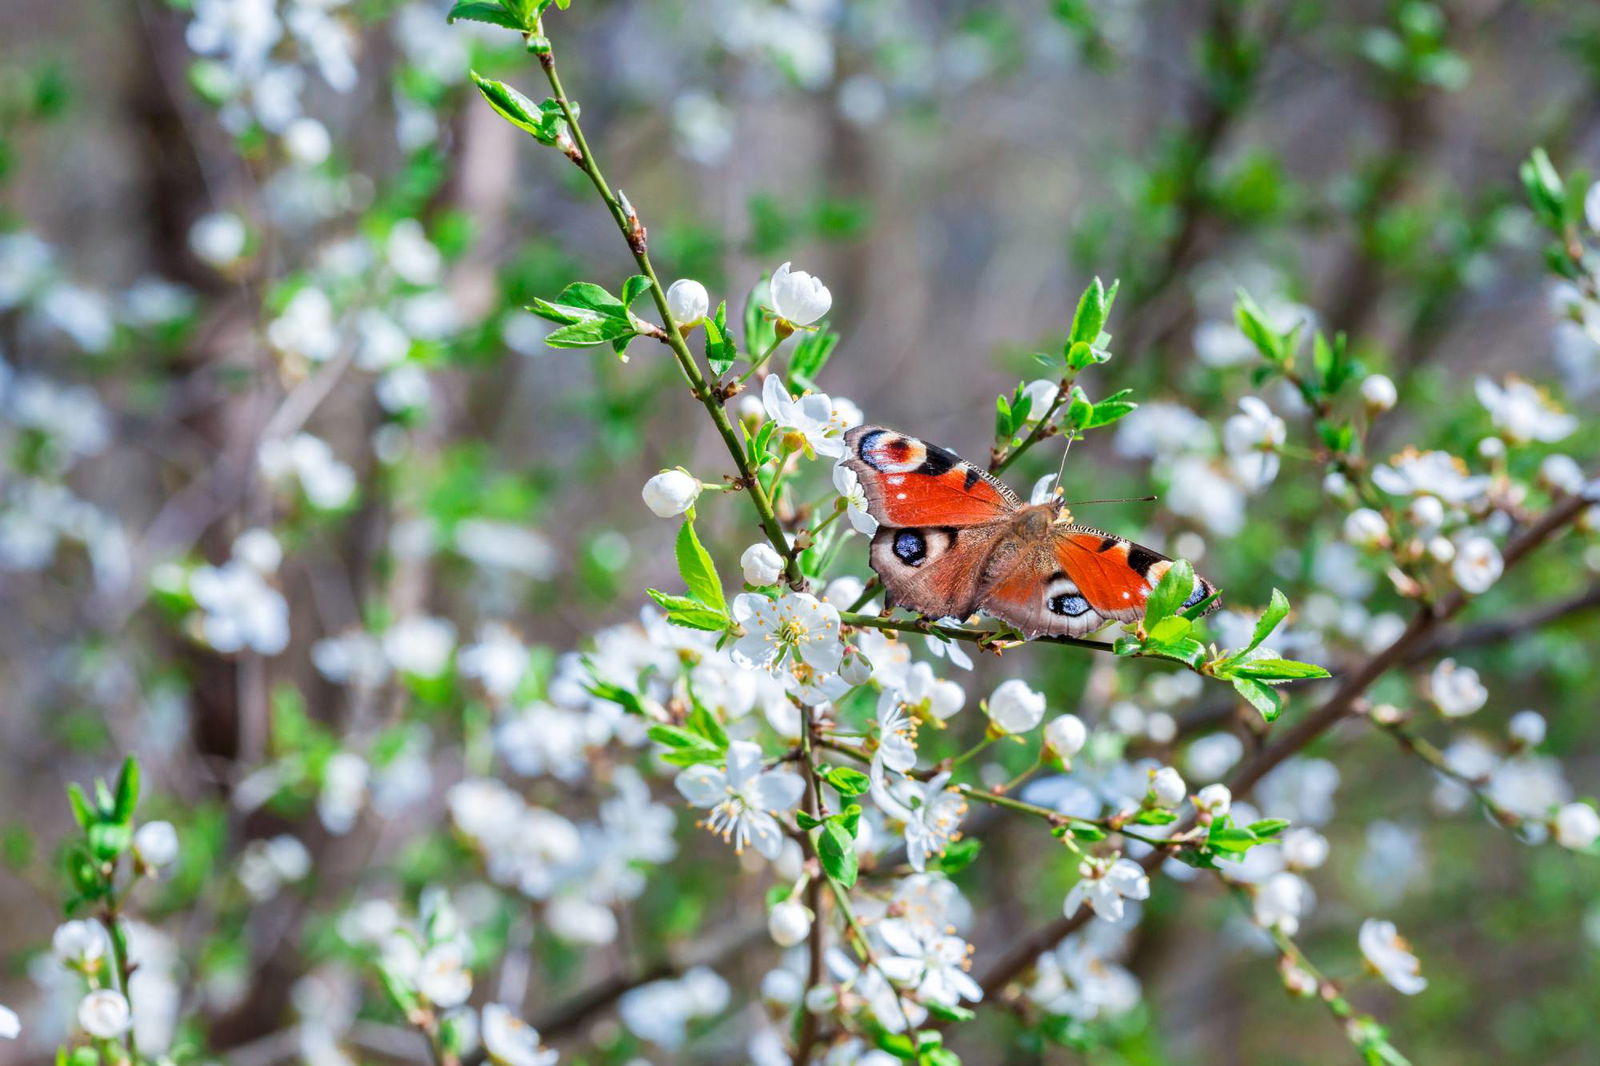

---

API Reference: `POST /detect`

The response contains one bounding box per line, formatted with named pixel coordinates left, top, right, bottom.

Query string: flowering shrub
left=2, top=2, right=1599, bottom=1065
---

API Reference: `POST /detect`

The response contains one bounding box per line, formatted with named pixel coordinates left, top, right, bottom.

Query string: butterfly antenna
left=1050, top=431, right=1076, bottom=498
left=1063, top=494, right=1159, bottom=506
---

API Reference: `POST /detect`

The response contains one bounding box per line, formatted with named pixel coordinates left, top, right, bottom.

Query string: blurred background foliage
left=2, top=0, right=1600, bottom=1063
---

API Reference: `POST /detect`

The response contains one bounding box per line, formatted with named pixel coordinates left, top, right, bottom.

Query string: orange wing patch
left=842, top=425, right=1020, bottom=529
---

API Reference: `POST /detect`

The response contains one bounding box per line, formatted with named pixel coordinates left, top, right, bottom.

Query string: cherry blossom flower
left=481, top=1004, right=558, bottom=1066
left=731, top=591, right=843, bottom=673
left=1554, top=802, right=1600, bottom=850
left=1045, top=714, right=1088, bottom=762
left=832, top=463, right=879, bottom=534
left=1281, top=827, right=1330, bottom=871
left=872, top=768, right=966, bottom=872
left=1359, top=919, right=1427, bottom=995
left=1475, top=376, right=1578, bottom=443
left=1508, top=710, right=1547, bottom=749
left=875, top=918, right=983, bottom=1007
left=1064, top=856, right=1150, bottom=922
left=762, top=375, right=849, bottom=458
left=674, top=741, right=803, bottom=859
left=665, top=278, right=709, bottom=325
left=133, top=821, right=180, bottom=871
left=53, top=920, right=108, bottom=965
left=642, top=470, right=701, bottom=517
left=416, top=942, right=472, bottom=1008
left=986, top=678, right=1046, bottom=734
left=1149, top=766, right=1187, bottom=808
left=0, top=1005, right=17, bottom=1040
left=78, top=989, right=132, bottom=1039
left=1451, top=535, right=1503, bottom=594
left=740, top=542, right=785, bottom=585
left=1428, top=658, right=1487, bottom=718
left=1223, top=396, right=1286, bottom=489
left=1361, top=373, right=1397, bottom=411
left=1027, top=938, right=1142, bottom=1021
left=1372, top=448, right=1490, bottom=504
left=767, top=898, right=812, bottom=947
left=875, top=692, right=919, bottom=773
left=768, top=262, right=831, bottom=327
left=1196, top=783, right=1232, bottom=818
left=1254, top=871, right=1312, bottom=935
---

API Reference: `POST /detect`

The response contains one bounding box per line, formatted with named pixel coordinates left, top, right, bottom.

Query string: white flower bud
left=1554, top=802, right=1600, bottom=850
left=1478, top=436, right=1506, bottom=460
left=1540, top=454, right=1585, bottom=494
left=1507, top=710, right=1546, bottom=749
left=1429, top=658, right=1487, bottom=718
left=839, top=646, right=874, bottom=686
left=1360, top=373, right=1397, bottom=411
left=1281, top=827, right=1329, bottom=870
left=133, top=820, right=179, bottom=870
left=1149, top=766, right=1187, bottom=808
left=740, top=542, right=784, bottom=586
left=53, top=920, right=107, bottom=964
left=642, top=470, right=701, bottom=518
left=666, top=278, right=710, bottom=325
left=769, top=262, right=832, bottom=327
left=77, top=990, right=131, bottom=1039
left=1195, top=783, right=1231, bottom=817
left=1322, top=470, right=1350, bottom=497
left=1451, top=535, right=1503, bottom=594
left=803, top=983, right=837, bottom=1014
left=1409, top=495, right=1445, bottom=531
left=767, top=898, right=813, bottom=947
left=1343, top=508, right=1388, bottom=548
left=0, top=1004, right=18, bottom=1039
left=1044, top=714, right=1087, bottom=761
left=1427, top=535, right=1456, bottom=563
left=986, top=679, right=1046, bottom=735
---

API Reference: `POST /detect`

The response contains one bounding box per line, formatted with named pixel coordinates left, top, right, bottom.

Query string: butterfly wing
left=843, top=426, right=1020, bottom=620
left=841, top=426, right=1021, bottom=528
left=976, top=525, right=1220, bottom=639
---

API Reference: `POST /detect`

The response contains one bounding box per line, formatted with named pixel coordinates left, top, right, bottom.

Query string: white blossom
left=641, top=470, right=701, bottom=518
left=1064, top=856, right=1150, bottom=922
left=875, top=918, right=983, bottom=1007
left=1254, top=872, right=1311, bottom=935
left=1149, top=766, right=1187, bottom=808
left=1359, top=919, right=1427, bottom=995
left=53, top=920, right=108, bottom=964
left=1428, top=658, right=1487, bottom=718
left=1475, top=376, right=1578, bottom=443
left=383, top=616, right=456, bottom=679
left=872, top=768, right=966, bottom=872
left=189, top=211, right=248, bottom=267
left=481, top=1004, right=558, bottom=1066
left=768, top=262, right=831, bottom=326
left=1223, top=396, right=1286, bottom=489
left=1281, top=827, right=1329, bottom=871
left=1195, top=783, right=1231, bottom=817
left=1361, top=373, right=1397, bottom=411
left=1451, top=535, right=1503, bottom=594
left=1508, top=710, right=1546, bottom=749
left=1343, top=508, right=1388, bottom=548
left=416, top=943, right=472, bottom=1008
left=133, top=821, right=180, bottom=870
left=767, top=898, right=812, bottom=947
left=675, top=741, right=803, bottom=860
left=762, top=375, right=848, bottom=458
left=1044, top=714, right=1088, bottom=762
left=78, top=989, right=132, bottom=1039
left=665, top=278, right=709, bottom=325
left=0, top=1005, right=17, bottom=1040
left=832, top=464, right=879, bottom=534
left=1372, top=449, right=1490, bottom=504
left=986, top=678, right=1045, bottom=734
left=1554, top=802, right=1600, bottom=850
left=740, top=542, right=784, bottom=585
left=731, top=591, right=843, bottom=673
left=459, top=623, right=530, bottom=700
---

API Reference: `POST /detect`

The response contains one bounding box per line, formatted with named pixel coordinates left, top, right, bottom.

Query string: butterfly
left=840, top=425, right=1219, bottom=639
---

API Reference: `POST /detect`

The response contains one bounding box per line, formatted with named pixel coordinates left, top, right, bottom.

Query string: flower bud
left=1281, top=827, right=1329, bottom=870
left=803, top=983, right=837, bottom=1014
left=740, top=542, right=784, bottom=586
left=666, top=278, right=710, bottom=327
left=1149, top=766, right=1187, bottom=808
left=1360, top=373, right=1397, bottom=412
left=133, top=820, right=179, bottom=871
left=769, top=262, right=832, bottom=327
left=767, top=898, right=813, bottom=947
left=839, top=646, right=874, bottom=686
left=1408, top=495, right=1445, bottom=531
left=77, top=990, right=132, bottom=1039
left=986, top=679, right=1046, bottom=735
left=1195, top=783, right=1231, bottom=818
left=1343, top=508, right=1388, bottom=549
left=1043, top=714, right=1087, bottom=762
left=1554, top=802, right=1600, bottom=850
left=642, top=470, right=701, bottom=518
left=53, top=921, right=107, bottom=965
left=1507, top=710, right=1546, bottom=749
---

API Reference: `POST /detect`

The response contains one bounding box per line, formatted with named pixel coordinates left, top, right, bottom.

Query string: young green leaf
left=1230, top=658, right=1331, bottom=682
left=112, top=756, right=140, bottom=824
left=1143, top=558, right=1195, bottom=627
left=675, top=518, right=726, bottom=614
left=1232, top=675, right=1283, bottom=721
left=447, top=2, right=527, bottom=30
left=818, top=820, right=858, bottom=887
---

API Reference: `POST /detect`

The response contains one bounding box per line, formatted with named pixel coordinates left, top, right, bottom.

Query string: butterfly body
left=843, top=425, right=1219, bottom=639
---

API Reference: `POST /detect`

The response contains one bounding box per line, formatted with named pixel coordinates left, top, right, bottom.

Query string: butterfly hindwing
left=843, top=425, right=1021, bottom=528
left=868, top=523, right=1009, bottom=621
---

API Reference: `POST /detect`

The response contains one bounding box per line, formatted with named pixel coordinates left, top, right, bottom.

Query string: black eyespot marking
left=919, top=444, right=958, bottom=476
left=1049, top=593, right=1092, bottom=617
left=1181, top=583, right=1209, bottom=610
left=1126, top=544, right=1162, bottom=577
left=856, top=429, right=889, bottom=467
left=1046, top=570, right=1068, bottom=584
left=1097, top=536, right=1120, bottom=553
left=940, top=526, right=960, bottom=545
left=893, top=530, right=927, bottom=566
left=963, top=465, right=981, bottom=491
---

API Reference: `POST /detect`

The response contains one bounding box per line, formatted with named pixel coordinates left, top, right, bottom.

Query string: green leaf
left=789, top=328, right=839, bottom=391
left=112, top=756, right=140, bottom=825
left=923, top=1001, right=976, bottom=1024
left=1068, top=276, right=1115, bottom=346
left=796, top=812, right=822, bottom=830
left=1081, top=388, right=1136, bottom=428
left=547, top=281, right=625, bottom=315
left=470, top=72, right=563, bottom=144
left=621, top=274, right=652, bottom=308
left=743, top=278, right=776, bottom=359
left=675, top=518, right=727, bottom=613
left=685, top=701, right=729, bottom=750
left=835, top=802, right=862, bottom=837
left=1247, top=818, right=1290, bottom=838
left=544, top=316, right=638, bottom=348
left=66, top=783, right=93, bottom=830
left=818, top=821, right=858, bottom=887
left=1132, top=807, right=1178, bottom=825
left=704, top=302, right=736, bottom=375
left=447, top=1, right=526, bottom=30
left=1232, top=658, right=1331, bottom=682
left=644, top=589, right=729, bottom=632
left=822, top=766, right=870, bottom=798
left=931, top=837, right=982, bottom=875
left=1232, top=675, right=1283, bottom=721
left=1147, top=614, right=1192, bottom=645
left=1181, top=588, right=1223, bottom=621
left=585, top=679, right=647, bottom=716
left=1143, top=559, right=1194, bottom=627
left=1245, top=588, right=1290, bottom=655
left=1234, top=290, right=1284, bottom=363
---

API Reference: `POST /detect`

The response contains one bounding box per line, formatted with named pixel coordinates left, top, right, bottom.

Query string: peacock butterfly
left=840, top=425, right=1219, bottom=639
